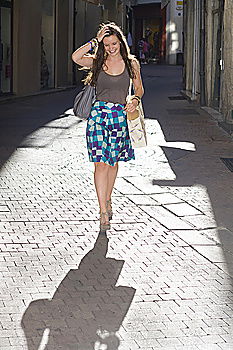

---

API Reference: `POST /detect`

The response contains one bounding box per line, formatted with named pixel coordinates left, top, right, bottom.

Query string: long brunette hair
left=84, top=22, right=136, bottom=85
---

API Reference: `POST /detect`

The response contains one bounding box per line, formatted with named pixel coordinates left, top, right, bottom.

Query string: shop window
left=41, top=0, right=55, bottom=89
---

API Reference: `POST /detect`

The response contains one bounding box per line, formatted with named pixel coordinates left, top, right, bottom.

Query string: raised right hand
left=96, top=26, right=110, bottom=43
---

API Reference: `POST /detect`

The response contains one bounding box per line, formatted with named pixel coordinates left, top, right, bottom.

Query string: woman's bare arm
left=132, top=59, right=144, bottom=98
left=72, top=27, right=110, bottom=67
left=71, top=42, right=94, bottom=68
left=125, top=59, right=144, bottom=113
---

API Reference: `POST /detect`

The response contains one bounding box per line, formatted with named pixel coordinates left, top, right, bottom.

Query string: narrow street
left=1, top=64, right=233, bottom=349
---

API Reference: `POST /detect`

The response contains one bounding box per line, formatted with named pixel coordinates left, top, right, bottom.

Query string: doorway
left=133, top=3, right=162, bottom=63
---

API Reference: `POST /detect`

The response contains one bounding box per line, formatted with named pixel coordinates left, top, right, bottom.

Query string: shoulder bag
left=126, top=80, right=147, bottom=148
left=73, top=84, right=96, bottom=119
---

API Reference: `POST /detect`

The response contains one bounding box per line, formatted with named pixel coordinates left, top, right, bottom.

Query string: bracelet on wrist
left=92, top=38, right=98, bottom=45
left=88, top=41, right=93, bottom=50
left=132, top=96, right=141, bottom=105
left=132, top=99, right=140, bottom=106
left=88, top=38, right=98, bottom=50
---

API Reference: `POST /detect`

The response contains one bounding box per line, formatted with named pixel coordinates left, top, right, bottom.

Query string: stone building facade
left=1, top=0, right=75, bottom=97
left=183, top=0, right=233, bottom=123
left=0, top=0, right=131, bottom=98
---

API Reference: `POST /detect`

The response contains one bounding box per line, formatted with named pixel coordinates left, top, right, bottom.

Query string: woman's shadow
left=21, top=233, right=135, bottom=350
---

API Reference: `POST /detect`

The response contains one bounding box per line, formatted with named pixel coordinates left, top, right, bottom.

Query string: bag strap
left=128, top=79, right=133, bottom=98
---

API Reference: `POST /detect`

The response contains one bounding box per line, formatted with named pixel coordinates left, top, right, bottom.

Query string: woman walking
left=72, top=23, right=144, bottom=232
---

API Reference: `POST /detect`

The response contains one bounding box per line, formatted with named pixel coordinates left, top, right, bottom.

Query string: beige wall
left=221, top=0, right=233, bottom=122
left=163, top=1, right=184, bottom=65
left=13, top=0, right=41, bottom=95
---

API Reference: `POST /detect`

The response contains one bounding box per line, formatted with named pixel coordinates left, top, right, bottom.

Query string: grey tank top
left=96, top=67, right=130, bottom=105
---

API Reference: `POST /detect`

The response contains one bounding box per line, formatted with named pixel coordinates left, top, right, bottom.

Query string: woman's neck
left=106, top=54, right=123, bottom=63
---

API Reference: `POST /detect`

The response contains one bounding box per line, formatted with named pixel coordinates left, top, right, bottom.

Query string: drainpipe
left=199, top=0, right=206, bottom=106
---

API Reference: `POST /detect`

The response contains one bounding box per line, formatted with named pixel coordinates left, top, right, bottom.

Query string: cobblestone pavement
left=1, top=65, right=233, bottom=349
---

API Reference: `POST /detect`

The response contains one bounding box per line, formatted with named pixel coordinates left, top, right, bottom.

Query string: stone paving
left=1, top=65, right=233, bottom=349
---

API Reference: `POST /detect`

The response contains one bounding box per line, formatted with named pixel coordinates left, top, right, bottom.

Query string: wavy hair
left=83, top=22, right=136, bottom=85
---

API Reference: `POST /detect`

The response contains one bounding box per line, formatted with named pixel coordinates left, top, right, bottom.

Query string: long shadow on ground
left=21, top=232, right=135, bottom=350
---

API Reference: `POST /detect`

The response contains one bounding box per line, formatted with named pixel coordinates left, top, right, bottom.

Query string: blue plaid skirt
left=86, top=100, right=135, bottom=166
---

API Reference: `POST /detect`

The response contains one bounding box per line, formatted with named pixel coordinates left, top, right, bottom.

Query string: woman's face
left=103, top=34, right=121, bottom=57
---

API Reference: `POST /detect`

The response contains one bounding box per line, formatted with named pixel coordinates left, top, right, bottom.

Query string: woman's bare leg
left=107, top=163, right=118, bottom=201
left=94, top=162, right=118, bottom=226
left=94, top=162, right=109, bottom=216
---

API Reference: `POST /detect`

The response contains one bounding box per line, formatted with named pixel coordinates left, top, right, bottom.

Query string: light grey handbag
left=73, top=84, right=96, bottom=119
left=126, top=80, right=147, bottom=148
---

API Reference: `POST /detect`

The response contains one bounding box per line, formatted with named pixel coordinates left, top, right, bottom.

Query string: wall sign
left=176, top=0, right=183, bottom=16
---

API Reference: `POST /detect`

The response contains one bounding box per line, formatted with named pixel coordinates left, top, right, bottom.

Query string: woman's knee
left=94, top=162, right=110, bottom=173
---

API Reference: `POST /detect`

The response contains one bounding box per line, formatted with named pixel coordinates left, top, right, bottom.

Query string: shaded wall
left=12, top=0, right=73, bottom=97
left=56, top=0, right=70, bottom=87
left=11, top=0, right=129, bottom=96
left=13, top=0, right=41, bottom=95
left=73, top=0, right=102, bottom=84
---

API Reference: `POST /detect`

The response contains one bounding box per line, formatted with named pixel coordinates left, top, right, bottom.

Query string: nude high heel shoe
left=99, top=212, right=110, bottom=232
left=106, top=200, right=113, bottom=221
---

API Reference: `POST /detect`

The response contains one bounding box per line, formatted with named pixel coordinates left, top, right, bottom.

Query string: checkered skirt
left=86, top=100, right=135, bottom=166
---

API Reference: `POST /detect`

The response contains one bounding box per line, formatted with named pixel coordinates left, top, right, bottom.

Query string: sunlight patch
left=38, top=328, right=50, bottom=350
left=95, top=329, right=119, bottom=350
left=146, top=119, right=196, bottom=151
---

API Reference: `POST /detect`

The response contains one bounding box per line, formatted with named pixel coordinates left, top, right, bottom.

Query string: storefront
left=0, top=0, right=12, bottom=95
